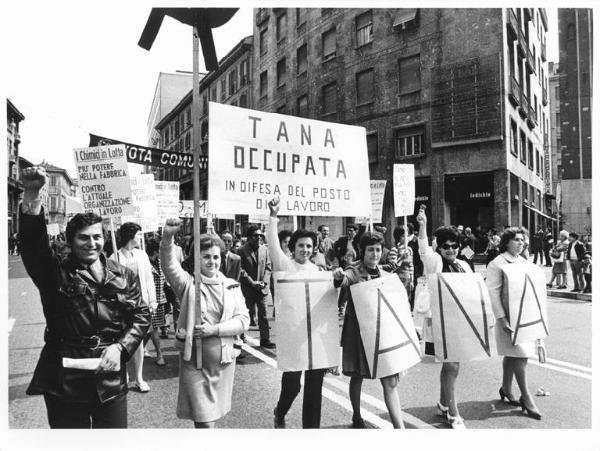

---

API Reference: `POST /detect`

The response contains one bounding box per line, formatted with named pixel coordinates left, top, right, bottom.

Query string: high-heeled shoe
left=519, top=396, right=542, bottom=420
left=499, top=387, right=521, bottom=406
left=436, top=401, right=449, bottom=417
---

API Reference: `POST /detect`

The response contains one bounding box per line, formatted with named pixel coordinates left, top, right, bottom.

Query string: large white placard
left=393, top=164, right=415, bottom=217
left=350, top=274, right=421, bottom=379
left=428, top=273, right=496, bottom=362
left=65, top=195, right=84, bottom=217
left=501, top=263, right=549, bottom=345
left=119, top=174, right=159, bottom=232
left=154, top=181, right=180, bottom=226
left=273, top=271, right=340, bottom=371
left=356, top=180, right=387, bottom=224
left=208, top=102, right=371, bottom=217
left=73, top=144, right=134, bottom=218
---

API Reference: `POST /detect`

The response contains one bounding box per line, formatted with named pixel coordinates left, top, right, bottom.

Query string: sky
left=3, top=3, right=560, bottom=179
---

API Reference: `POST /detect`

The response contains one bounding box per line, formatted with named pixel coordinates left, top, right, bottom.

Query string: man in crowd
left=531, top=228, right=545, bottom=265
left=567, top=232, right=587, bottom=292
left=220, top=230, right=242, bottom=281
left=317, top=224, right=336, bottom=268
left=543, top=229, right=554, bottom=267
left=238, top=225, right=275, bottom=348
left=333, top=223, right=359, bottom=269
left=458, top=226, right=476, bottom=271
left=18, top=166, right=150, bottom=428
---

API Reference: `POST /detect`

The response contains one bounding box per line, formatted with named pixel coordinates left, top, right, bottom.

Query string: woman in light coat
left=160, top=218, right=249, bottom=428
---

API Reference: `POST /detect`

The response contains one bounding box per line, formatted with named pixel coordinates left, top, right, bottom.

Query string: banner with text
left=155, top=181, right=180, bottom=226
left=208, top=102, right=371, bottom=217
left=179, top=200, right=209, bottom=218
left=73, top=144, right=134, bottom=218
left=393, top=164, right=415, bottom=217
left=501, top=263, right=549, bottom=346
left=350, top=275, right=421, bottom=378
left=356, top=180, right=387, bottom=224
left=119, top=174, right=159, bottom=232
left=273, top=271, right=340, bottom=371
left=429, top=273, right=496, bottom=362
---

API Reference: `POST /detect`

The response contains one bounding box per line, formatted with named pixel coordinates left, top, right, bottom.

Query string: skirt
left=495, top=326, right=536, bottom=358
left=151, top=303, right=166, bottom=328
left=552, top=262, right=567, bottom=274
left=176, top=336, right=235, bottom=423
left=340, top=302, right=372, bottom=378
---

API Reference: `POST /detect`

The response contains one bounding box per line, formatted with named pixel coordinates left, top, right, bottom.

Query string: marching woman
left=160, top=218, right=249, bottom=428
left=486, top=227, right=543, bottom=420
left=416, top=207, right=471, bottom=429
left=332, top=231, right=405, bottom=429
left=111, top=222, right=157, bottom=393
left=267, top=198, right=329, bottom=429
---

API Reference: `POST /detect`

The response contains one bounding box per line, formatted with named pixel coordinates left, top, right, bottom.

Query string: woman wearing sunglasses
left=416, top=207, right=471, bottom=429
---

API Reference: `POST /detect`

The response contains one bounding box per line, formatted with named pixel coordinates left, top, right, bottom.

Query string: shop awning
left=524, top=203, right=557, bottom=221
left=393, top=9, right=418, bottom=29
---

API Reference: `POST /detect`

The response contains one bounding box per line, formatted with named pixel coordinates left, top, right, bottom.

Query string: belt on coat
left=44, top=328, right=120, bottom=349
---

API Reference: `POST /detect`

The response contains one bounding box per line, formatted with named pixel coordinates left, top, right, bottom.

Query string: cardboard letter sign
left=273, top=271, right=340, bottom=371
left=429, top=273, right=496, bottom=362
left=501, top=263, right=549, bottom=345
left=350, top=274, right=421, bottom=378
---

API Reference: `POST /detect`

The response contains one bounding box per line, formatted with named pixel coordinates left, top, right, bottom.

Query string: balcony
left=541, top=37, right=547, bottom=62
left=506, top=9, right=519, bottom=41
left=519, top=93, right=529, bottom=118
left=509, top=76, right=522, bottom=106
left=527, top=105, right=537, bottom=129
left=542, top=86, right=548, bottom=106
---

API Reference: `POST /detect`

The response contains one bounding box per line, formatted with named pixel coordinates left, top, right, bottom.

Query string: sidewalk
left=473, top=257, right=592, bottom=302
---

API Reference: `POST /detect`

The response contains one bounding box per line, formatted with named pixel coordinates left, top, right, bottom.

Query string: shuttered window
left=297, top=94, right=308, bottom=117
left=356, top=69, right=374, bottom=105
left=322, top=28, right=336, bottom=59
left=297, top=44, right=307, bottom=74
left=260, top=71, right=268, bottom=98
left=398, top=54, right=421, bottom=93
left=367, top=132, right=378, bottom=163
left=356, top=10, right=373, bottom=46
left=277, top=58, right=286, bottom=86
left=322, top=82, right=336, bottom=114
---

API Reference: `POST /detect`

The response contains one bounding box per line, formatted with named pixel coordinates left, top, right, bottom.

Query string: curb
left=547, top=289, right=592, bottom=301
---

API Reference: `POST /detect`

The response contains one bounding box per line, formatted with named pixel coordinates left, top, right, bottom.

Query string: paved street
left=8, top=254, right=592, bottom=429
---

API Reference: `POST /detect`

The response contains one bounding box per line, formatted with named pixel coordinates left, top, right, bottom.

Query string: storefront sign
left=208, top=102, right=371, bottom=217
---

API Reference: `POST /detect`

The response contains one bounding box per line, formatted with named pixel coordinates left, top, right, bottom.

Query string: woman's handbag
left=413, top=276, right=430, bottom=316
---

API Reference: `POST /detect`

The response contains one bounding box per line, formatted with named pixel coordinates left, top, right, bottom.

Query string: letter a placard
left=273, top=271, right=340, bottom=371
left=350, top=275, right=421, bottom=379
left=501, top=263, right=549, bottom=346
left=428, top=273, right=496, bottom=362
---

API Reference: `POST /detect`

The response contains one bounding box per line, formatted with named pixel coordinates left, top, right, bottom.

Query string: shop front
left=444, top=172, right=495, bottom=231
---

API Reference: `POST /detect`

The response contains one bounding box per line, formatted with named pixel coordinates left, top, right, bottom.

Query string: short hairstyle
left=499, top=227, right=526, bottom=253
left=393, top=226, right=407, bottom=243
left=118, top=222, right=141, bottom=248
left=145, top=237, right=160, bottom=256
left=278, top=229, right=293, bottom=243
left=569, top=232, right=579, bottom=239
left=289, top=229, right=318, bottom=252
left=65, top=212, right=104, bottom=244
left=358, top=231, right=384, bottom=255
left=317, top=224, right=329, bottom=232
left=181, top=233, right=225, bottom=275
left=346, top=223, right=358, bottom=231
left=246, top=224, right=262, bottom=238
left=559, top=229, right=569, bottom=238
left=220, top=229, right=233, bottom=238
left=434, top=226, right=460, bottom=249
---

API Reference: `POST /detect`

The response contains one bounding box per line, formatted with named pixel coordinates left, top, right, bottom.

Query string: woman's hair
left=118, top=222, right=141, bottom=248
left=392, top=226, right=406, bottom=244
left=499, top=227, right=526, bottom=253
left=65, top=212, right=104, bottom=244
left=434, top=226, right=460, bottom=248
left=358, top=231, right=384, bottom=255
left=145, top=237, right=160, bottom=257
left=181, top=234, right=225, bottom=275
left=278, top=229, right=293, bottom=244
left=288, top=229, right=318, bottom=252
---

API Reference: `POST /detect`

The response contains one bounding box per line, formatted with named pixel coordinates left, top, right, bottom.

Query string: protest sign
left=154, top=181, right=180, bottom=226
left=73, top=144, right=134, bottom=218
left=501, top=263, right=549, bottom=346
left=356, top=180, right=387, bottom=224
left=178, top=200, right=209, bottom=218
left=350, top=274, right=421, bottom=378
left=428, top=272, right=496, bottom=362
left=119, top=174, right=159, bottom=232
left=208, top=102, right=371, bottom=217
left=273, top=271, right=340, bottom=371
left=393, top=164, right=415, bottom=217
left=65, top=195, right=84, bottom=217
left=248, top=214, right=269, bottom=224
left=47, top=223, right=60, bottom=236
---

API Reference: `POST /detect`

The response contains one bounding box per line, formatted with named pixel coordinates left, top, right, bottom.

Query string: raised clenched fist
left=21, top=166, right=47, bottom=192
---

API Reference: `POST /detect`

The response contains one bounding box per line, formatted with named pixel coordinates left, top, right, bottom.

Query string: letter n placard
left=350, top=275, right=421, bottom=379
left=501, top=263, right=549, bottom=345
left=273, top=271, right=340, bottom=371
left=429, top=273, right=496, bottom=362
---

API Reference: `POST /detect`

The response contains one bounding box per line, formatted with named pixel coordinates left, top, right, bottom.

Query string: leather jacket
left=19, top=210, right=150, bottom=404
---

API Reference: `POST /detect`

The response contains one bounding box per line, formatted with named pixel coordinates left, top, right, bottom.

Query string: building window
left=297, top=94, right=308, bottom=118
left=260, top=71, right=268, bottom=99
left=296, top=9, right=306, bottom=27
left=239, top=94, right=247, bottom=108
left=186, top=109, right=192, bottom=126
left=202, top=94, right=208, bottom=114
left=49, top=175, right=57, bottom=187
left=220, top=79, right=227, bottom=100
left=185, top=132, right=191, bottom=151
left=356, top=10, right=373, bottom=47
left=536, top=149, right=541, bottom=175
left=51, top=196, right=57, bottom=211
left=276, top=12, right=287, bottom=42
left=174, top=119, right=180, bottom=137
left=321, top=82, right=337, bottom=115
left=528, top=140, right=534, bottom=170
left=395, top=127, right=424, bottom=158
left=210, top=86, right=217, bottom=102
left=229, top=69, right=238, bottom=95
left=164, top=128, right=170, bottom=145
left=519, top=130, right=526, bottom=164
left=277, top=58, right=286, bottom=87
left=240, top=59, right=249, bottom=86
left=510, top=119, right=518, bottom=156
left=322, top=28, right=336, bottom=60
left=398, top=54, right=421, bottom=94
left=367, top=132, right=378, bottom=163
left=356, top=68, right=374, bottom=105
left=259, top=28, right=268, bottom=55
left=297, top=44, right=308, bottom=75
